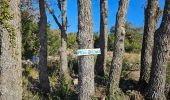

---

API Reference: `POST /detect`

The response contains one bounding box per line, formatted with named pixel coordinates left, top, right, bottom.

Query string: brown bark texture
left=146, top=0, right=170, bottom=99
left=140, top=0, right=162, bottom=87
left=95, top=0, right=108, bottom=77
left=0, top=0, right=22, bottom=99
left=60, top=0, right=70, bottom=81
left=45, top=0, right=70, bottom=81
left=38, top=0, right=50, bottom=93
left=77, top=0, right=94, bottom=99
left=106, top=0, right=130, bottom=99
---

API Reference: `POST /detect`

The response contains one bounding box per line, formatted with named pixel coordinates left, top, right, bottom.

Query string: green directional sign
left=77, top=48, right=101, bottom=56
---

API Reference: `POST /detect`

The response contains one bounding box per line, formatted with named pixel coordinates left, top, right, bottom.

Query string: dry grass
left=107, top=52, right=140, bottom=62
left=124, top=53, right=140, bottom=64
left=29, top=68, right=38, bottom=79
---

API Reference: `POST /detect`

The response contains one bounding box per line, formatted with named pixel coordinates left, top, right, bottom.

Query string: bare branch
left=44, top=1, right=62, bottom=30
left=57, top=0, right=62, bottom=11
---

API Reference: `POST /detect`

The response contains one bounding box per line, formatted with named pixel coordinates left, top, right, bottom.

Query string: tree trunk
left=95, top=0, right=108, bottom=77
left=38, top=0, right=50, bottom=93
left=139, top=0, right=162, bottom=88
left=45, top=0, right=70, bottom=82
left=60, top=0, right=70, bottom=82
left=0, top=0, right=22, bottom=99
left=146, top=0, right=170, bottom=99
left=78, top=0, right=94, bottom=99
left=106, top=0, right=129, bottom=99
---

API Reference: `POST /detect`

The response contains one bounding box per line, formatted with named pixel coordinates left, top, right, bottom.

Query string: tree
left=95, top=0, right=108, bottom=77
left=0, top=0, right=22, bottom=99
left=48, top=29, right=61, bottom=55
left=21, top=0, right=40, bottom=59
left=59, top=0, right=70, bottom=81
left=45, top=0, right=70, bottom=81
left=106, top=0, right=130, bottom=99
left=21, top=13, right=39, bottom=59
left=146, top=0, right=170, bottom=99
left=139, top=0, right=162, bottom=88
left=110, top=22, right=143, bottom=53
left=77, top=0, right=94, bottom=99
left=38, top=0, right=50, bottom=93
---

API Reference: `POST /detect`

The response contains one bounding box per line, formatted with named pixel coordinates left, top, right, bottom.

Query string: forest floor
left=22, top=52, right=170, bottom=100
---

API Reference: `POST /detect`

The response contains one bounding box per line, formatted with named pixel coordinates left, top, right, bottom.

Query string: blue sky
left=46, top=0, right=165, bottom=33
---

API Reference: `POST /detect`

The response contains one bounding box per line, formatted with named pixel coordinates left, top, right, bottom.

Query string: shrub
left=48, top=29, right=61, bottom=55
left=67, top=33, right=78, bottom=51
left=21, top=18, right=39, bottom=59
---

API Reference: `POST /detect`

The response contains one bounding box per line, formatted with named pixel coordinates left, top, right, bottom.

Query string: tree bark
left=60, top=0, right=70, bottom=81
left=0, top=0, right=22, bottom=99
left=78, top=0, right=94, bottom=99
left=146, top=0, right=170, bottom=99
left=95, top=0, right=108, bottom=77
left=45, top=1, right=70, bottom=81
left=106, top=0, right=129, bottom=99
left=38, top=0, right=50, bottom=93
left=139, top=0, right=162, bottom=88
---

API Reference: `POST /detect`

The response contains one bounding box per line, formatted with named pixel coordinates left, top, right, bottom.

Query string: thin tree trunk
left=60, top=0, right=70, bottom=81
left=106, top=0, right=129, bottom=99
left=38, top=0, right=50, bottom=93
left=45, top=1, right=70, bottom=81
left=146, top=0, right=170, bottom=99
left=139, top=0, right=162, bottom=88
left=0, top=0, right=22, bottom=99
left=95, top=0, right=108, bottom=77
left=78, top=0, right=94, bottom=99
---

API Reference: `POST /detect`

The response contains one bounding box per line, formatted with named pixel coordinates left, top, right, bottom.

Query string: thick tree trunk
left=106, top=0, right=129, bottom=99
left=0, top=0, right=22, bottom=99
left=38, top=0, right=50, bottom=93
left=60, top=0, right=70, bottom=81
left=78, top=0, right=94, bottom=99
left=139, top=0, right=162, bottom=88
left=146, top=1, right=170, bottom=99
left=95, top=0, right=108, bottom=77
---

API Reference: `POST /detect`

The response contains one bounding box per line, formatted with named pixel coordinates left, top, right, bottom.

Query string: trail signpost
left=77, top=48, right=101, bottom=56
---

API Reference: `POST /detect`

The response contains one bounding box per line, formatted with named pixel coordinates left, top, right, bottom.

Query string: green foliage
left=55, top=74, right=78, bottom=100
left=124, top=29, right=142, bottom=53
left=22, top=19, right=61, bottom=58
left=67, top=32, right=78, bottom=50
left=107, top=89, right=125, bottom=100
left=56, top=77, right=71, bottom=99
left=21, top=16, right=39, bottom=59
left=122, top=58, right=134, bottom=71
left=48, top=29, right=61, bottom=55
left=109, top=22, right=143, bottom=53
left=68, top=55, right=78, bottom=75
left=0, top=0, right=16, bottom=48
left=108, top=34, right=115, bottom=51
left=48, top=32, right=78, bottom=55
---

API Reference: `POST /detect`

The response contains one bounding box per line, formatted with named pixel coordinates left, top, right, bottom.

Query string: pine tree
left=0, top=0, right=22, bottom=99
left=106, top=0, right=130, bottom=99
left=78, top=0, right=94, bottom=99
left=146, top=0, right=170, bottom=99
left=38, top=0, right=50, bottom=93
left=95, top=0, right=108, bottom=77
left=139, top=0, right=162, bottom=88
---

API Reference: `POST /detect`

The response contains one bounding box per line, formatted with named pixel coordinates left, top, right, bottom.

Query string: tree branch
left=57, top=0, right=62, bottom=11
left=44, top=1, right=62, bottom=30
